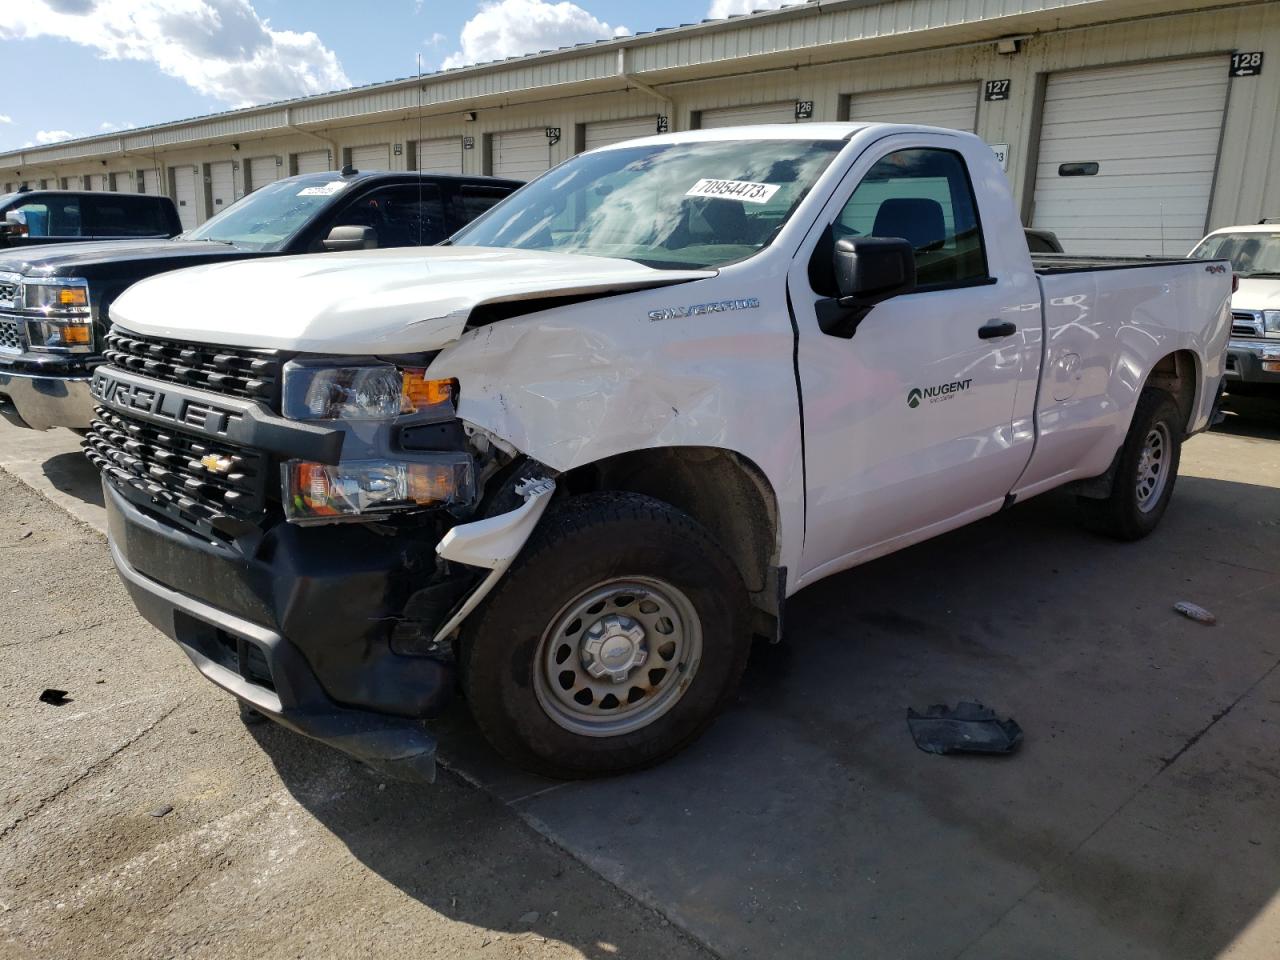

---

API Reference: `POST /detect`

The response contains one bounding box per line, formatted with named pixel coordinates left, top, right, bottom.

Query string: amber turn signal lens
left=62, top=324, right=92, bottom=345
left=58, top=287, right=88, bottom=307
left=400, top=370, right=457, bottom=412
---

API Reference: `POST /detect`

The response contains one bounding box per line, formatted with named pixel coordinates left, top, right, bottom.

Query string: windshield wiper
left=1242, top=271, right=1280, bottom=279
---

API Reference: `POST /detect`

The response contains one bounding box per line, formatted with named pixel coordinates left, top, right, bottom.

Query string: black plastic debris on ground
left=39, top=688, right=72, bottom=706
left=907, top=701, right=1022, bottom=756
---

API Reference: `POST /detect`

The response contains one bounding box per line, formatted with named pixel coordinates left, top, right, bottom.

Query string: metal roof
left=0, top=0, right=1235, bottom=171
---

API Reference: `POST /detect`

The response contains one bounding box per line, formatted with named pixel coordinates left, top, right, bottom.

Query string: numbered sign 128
left=1231, top=52, right=1263, bottom=77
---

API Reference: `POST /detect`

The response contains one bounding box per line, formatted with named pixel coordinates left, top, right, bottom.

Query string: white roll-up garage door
left=583, top=117, right=656, bottom=151
left=414, top=137, right=463, bottom=174
left=699, top=102, right=796, bottom=129
left=1030, top=57, right=1229, bottom=256
left=209, top=161, right=234, bottom=214
left=110, top=172, right=134, bottom=192
left=491, top=129, right=550, bottom=181
left=141, top=169, right=160, bottom=196
left=247, top=157, right=280, bottom=192
left=350, top=144, right=391, bottom=172
left=294, top=150, right=330, bottom=175
left=845, top=83, right=978, bottom=132
left=172, top=166, right=199, bottom=230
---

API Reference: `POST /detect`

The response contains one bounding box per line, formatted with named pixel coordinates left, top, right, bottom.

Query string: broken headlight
left=283, top=456, right=474, bottom=521
left=283, top=360, right=458, bottom=421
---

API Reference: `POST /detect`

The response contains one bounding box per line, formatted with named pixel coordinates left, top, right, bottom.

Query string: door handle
left=978, top=320, right=1017, bottom=339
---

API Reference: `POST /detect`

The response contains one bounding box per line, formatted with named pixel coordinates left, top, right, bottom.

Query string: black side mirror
left=322, top=225, right=377, bottom=252
left=819, top=236, right=916, bottom=338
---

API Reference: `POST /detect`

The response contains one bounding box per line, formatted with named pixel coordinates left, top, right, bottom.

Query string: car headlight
left=1264, top=311, right=1280, bottom=338
left=282, top=456, right=474, bottom=521
left=283, top=360, right=457, bottom=420
left=20, top=278, right=93, bottom=353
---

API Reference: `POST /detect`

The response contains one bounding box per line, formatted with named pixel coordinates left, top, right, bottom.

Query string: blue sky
left=0, top=0, right=777, bottom=152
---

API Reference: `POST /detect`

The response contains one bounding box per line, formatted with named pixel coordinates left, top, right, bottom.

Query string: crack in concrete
left=0, top=618, right=130, bottom=650
left=952, top=653, right=1280, bottom=960
left=0, top=703, right=180, bottom=842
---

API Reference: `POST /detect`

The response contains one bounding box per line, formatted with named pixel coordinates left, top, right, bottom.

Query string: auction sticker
left=297, top=181, right=347, bottom=196
left=685, top=178, right=780, bottom=204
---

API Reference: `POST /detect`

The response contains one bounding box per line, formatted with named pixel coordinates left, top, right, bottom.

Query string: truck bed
left=1031, top=253, right=1195, bottom=274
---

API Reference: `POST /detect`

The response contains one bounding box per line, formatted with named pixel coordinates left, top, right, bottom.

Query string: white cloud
left=99, top=120, right=137, bottom=131
left=34, top=129, right=78, bottom=144
left=0, top=0, right=350, bottom=108
left=707, top=0, right=788, bottom=17
left=0, top=115, right=12, bottom=124
left=442, top=0, right=627, bottom=70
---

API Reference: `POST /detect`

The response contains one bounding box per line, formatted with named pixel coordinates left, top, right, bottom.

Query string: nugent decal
left=907, top=379, right=972, bottom=408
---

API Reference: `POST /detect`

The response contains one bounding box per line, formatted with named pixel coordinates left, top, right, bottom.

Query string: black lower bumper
left=105, top=481, right=470, bottom=783
left=1226, top=341, right=1280, bottom=390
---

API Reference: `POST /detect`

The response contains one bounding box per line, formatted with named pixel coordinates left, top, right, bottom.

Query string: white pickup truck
left=88, top=124, right=1231, bottom=782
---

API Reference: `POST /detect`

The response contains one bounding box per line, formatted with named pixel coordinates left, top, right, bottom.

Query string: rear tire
left=1079, top=388, right=1182, bottom=540
left=461, top=492, right=752, bottom=779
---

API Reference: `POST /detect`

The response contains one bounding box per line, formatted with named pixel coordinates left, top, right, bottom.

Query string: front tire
left=1079, top=388, right=1183, bottom=540
left=460, top=492, right=752, bottom=779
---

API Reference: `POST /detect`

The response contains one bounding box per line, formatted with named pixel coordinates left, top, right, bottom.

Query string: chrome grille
left=104, top=327, right=283, bottom=404
left=1232, top=311, right=1263, bottom=339
left=0, top=317, right=21, bottom=353
left=0, top=280, right=17, bottom=305
left=85, top=405, right=269, bottom=536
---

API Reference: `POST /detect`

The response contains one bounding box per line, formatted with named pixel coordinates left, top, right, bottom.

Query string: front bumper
left=1226, top=340, right=1280, bottom=387
left=0, top=367, right=96, bottom=430
left=104, top=480, right=474, bottom=782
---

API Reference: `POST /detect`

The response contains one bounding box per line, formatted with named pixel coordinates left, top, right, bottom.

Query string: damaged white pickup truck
left=88, top=124, right=1231, bottom=781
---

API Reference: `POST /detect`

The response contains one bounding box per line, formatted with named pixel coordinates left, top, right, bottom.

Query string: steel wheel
left=533, top=576, right=703, bottom=738
left=1136, top=422, right=1171, bottom=512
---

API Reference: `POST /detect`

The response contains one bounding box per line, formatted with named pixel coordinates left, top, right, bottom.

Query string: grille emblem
left=200, top=454, right=234, bottom=474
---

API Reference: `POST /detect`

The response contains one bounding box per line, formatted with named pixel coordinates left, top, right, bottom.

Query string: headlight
left=283, top=360, right=457, bottom=420
left=20, top=278, right=93, bottom=353
left=283, top=456, right=474, bottom=521
left=1264, top=311, right=1280, bottom=338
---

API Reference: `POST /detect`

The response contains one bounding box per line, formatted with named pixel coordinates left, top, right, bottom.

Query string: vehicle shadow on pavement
left=245, top=459, right=1280, bottom=960
left=1216, top=394, right=1280, bottom=441
left=41, top=450, right=104, bottom=507
left=245, top=718, right=707, bottom=959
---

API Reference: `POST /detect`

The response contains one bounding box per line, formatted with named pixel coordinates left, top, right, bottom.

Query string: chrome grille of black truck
left=104, top=327, right=284, bottom=404
left=85, top=405, right=269, bottom=534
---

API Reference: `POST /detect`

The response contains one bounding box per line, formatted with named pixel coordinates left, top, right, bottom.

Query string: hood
left=109, top=246, right=715, bottom=353
left=0, top=238, right=253, bottom=278
left=1233, top=276, right=1280, bottom=311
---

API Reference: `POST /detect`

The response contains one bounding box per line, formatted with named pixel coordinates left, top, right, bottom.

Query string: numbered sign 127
left=984, top=79, right=1011, bottom=101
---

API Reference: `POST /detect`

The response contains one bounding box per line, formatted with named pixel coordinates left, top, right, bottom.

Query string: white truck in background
left=88, top=124, right=1231, bottom=783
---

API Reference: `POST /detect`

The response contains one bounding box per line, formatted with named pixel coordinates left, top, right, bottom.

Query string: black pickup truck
left=0, top=189, right=181, bottom=249
left=0, top=170, right=520, bottom=430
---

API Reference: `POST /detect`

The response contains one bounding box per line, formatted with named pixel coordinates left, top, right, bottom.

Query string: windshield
left=185, top=176, right=351, bottom=251
left=1190, top=231, right=1280, bottom=277
left=452, top=139, right=845, bottom=269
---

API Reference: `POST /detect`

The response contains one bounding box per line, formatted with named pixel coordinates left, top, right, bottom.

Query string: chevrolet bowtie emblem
left=200, top=454, right=234, bottom=474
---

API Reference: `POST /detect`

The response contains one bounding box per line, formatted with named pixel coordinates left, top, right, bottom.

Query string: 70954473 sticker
left=685, top=178, right=781, bottom=204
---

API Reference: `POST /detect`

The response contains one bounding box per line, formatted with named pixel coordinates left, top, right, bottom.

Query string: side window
left=830, top=148, right=987, bottom=288
left=322, top=184, right=447, bottom=249
left=14, top=199, right=81, bottom=237
left=455, top=185, right=511, bottom=226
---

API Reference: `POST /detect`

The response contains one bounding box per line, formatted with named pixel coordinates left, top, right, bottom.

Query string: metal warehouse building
left=2, top=0, right=1277, bottom=255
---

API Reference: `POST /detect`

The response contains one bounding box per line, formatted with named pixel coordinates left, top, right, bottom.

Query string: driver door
left=787, top=134, right=1040, bottom=587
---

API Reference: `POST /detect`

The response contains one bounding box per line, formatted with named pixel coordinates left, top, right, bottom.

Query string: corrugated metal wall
left=2, top=2, right=1276, bottom=231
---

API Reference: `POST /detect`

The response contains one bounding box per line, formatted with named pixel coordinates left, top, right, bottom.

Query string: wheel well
left=1146, top=350, right=1199, bottom=435
left=559, top=446, right=782, bottom=622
